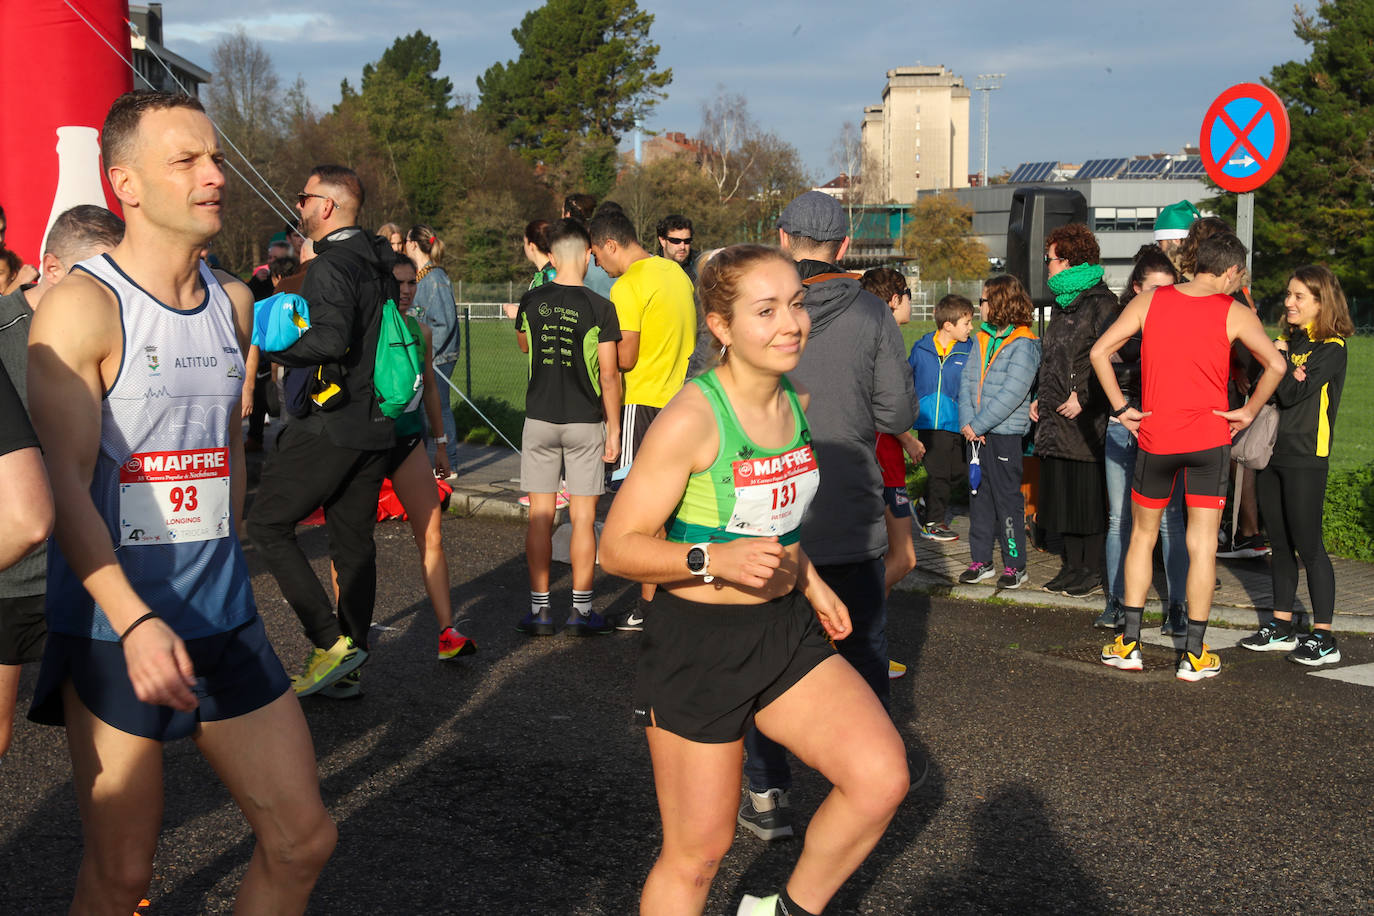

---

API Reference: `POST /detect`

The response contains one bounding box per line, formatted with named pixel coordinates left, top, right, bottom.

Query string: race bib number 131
left=119, top=448, right=232, bottom=546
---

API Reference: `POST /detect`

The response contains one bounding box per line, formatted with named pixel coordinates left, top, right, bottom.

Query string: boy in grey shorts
left=514, top=219, right=623, bottom=635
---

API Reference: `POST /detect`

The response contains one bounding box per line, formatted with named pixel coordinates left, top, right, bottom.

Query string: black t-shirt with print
left=516, top=282, right=621, bottom=424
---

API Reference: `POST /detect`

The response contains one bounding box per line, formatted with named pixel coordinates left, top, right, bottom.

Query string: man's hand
left=122, top=618, right=198, bottom=711
left=1029, top=399, right=1039, bottom=422
left=602, top=428, right=621, bottom=465
left=1118, top=406, right=1150, bottom=435
left=710, top=536, right=785, bottom=589
left=433, top=451, right=451, bottom=479
left=1056, top=391, right=1083, bottom=419
left=1213, top=405, right=1257, bottom=435
left=240, top=377, right=255, bottom=418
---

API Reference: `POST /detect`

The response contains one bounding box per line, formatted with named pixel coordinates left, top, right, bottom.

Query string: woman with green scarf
left=1030, top=223, right=1117, bottom=598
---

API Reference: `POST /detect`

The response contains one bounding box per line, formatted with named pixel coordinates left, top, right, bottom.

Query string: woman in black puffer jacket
left=1032, top=223, right=1117, bottom=597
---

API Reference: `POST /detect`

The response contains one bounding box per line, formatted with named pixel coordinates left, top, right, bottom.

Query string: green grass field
left=448, top=317, right=1374, bottom=472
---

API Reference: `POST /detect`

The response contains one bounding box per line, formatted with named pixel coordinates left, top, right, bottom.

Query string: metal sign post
left=1236, top=191, right=1254, bottom=278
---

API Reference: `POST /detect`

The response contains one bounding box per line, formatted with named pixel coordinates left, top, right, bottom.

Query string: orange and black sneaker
left=438, top=626, right=477, bottom=660
left=1100, top=634, right=1143, bottom=671
left=1176, top=647, right=1222, bottom=682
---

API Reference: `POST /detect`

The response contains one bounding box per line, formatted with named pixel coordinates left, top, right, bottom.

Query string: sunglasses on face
left=296, top=192, right=331, bottom=207
left=1044, top=254, right=1068, bottom=265
left=665, top=236, right=692, bottom=245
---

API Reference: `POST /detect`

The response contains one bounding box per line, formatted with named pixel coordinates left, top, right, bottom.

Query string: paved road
left=2, top=514, right=1371, bottom=914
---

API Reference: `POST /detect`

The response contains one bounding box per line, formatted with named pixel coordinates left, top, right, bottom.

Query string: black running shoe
left=1042, top=564, right=1074, bottom=593
left=1062, top=570, right=1103, bottom=599
left=1239, top=620, right=1298, bottom=652
left=738, top=788, right=794, bottom=841
left=1287, top=632, right=1341, bottom=666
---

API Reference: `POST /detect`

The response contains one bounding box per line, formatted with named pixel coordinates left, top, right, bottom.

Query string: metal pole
left=1236, top=191, right=1255, bottom=279
left=463, top=305, right=472, bottom=395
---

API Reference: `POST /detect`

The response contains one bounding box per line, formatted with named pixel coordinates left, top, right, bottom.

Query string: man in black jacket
left=248, top=165, right=396, bottom=699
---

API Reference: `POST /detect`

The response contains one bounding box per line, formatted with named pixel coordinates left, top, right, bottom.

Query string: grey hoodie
left=788, top=261, right=917, bottom=565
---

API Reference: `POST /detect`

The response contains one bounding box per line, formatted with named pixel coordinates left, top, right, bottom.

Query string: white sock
left=573, top=589, right=593, bottom=616
left=530, top=591, right=549, bottom=614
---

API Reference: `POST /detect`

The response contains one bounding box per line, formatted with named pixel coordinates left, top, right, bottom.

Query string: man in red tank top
left=1089, top=233, right=1286, bottom=681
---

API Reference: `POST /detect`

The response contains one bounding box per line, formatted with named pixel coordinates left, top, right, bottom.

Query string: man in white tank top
left=26, top=91, right=334, bottom=914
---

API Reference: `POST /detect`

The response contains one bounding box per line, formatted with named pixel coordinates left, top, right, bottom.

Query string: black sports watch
left=687, top=543, right=714, bottom=583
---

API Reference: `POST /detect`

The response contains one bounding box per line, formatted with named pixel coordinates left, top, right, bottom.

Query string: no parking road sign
left=1199, top=82, right=1290, bottom=193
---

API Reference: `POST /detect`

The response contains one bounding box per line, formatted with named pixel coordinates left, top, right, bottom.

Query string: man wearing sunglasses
left=248, top=165, right=399, bottom=699
left=655, top=214, right=695, bottom=283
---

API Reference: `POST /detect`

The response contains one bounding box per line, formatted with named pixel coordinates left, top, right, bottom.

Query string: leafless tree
left=698, top=89, right=759, bottom=202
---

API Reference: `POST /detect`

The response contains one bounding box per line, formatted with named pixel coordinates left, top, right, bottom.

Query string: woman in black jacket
left=1032, top=223, right=1116, bottom=597
left=1238, top=265, right=1352, bottom=665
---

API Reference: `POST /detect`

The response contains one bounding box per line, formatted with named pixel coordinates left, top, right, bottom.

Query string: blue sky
left=164, top=0, right=1311, bottom=181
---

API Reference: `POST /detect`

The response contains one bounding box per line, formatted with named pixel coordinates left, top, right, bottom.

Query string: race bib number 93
left=119, top=448, right=232, bottom=546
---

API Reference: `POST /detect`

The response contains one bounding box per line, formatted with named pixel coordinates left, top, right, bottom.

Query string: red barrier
left=0, top=0, right=131, bottom=264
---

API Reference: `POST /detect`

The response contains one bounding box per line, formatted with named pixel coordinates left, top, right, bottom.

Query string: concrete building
left=130, top=4, right=210, bottom=97
left=860, top=65, right=971, bottom=203
left=844, top=171, right=1212, bottom=292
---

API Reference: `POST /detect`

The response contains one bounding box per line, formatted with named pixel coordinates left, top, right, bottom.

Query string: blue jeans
left=1103, top=420, right=1187, bottom=608
left=425, top=360, right=460, bottom=471
left=743, top=557, right=888, bottom=792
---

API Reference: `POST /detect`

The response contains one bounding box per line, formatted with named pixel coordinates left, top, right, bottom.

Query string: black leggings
left=1256, top=463, right=1334, bottom=625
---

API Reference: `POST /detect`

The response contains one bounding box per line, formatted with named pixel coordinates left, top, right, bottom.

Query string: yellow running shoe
left=1176, top=646, right=1221, bottom=682
left=292, top=635, right=367, bottom=697
left=1100, top=634, right=1143, bottom=671
left=888, top=659, right=908, bottom=679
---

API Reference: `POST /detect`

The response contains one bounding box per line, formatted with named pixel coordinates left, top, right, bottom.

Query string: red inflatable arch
left=0, top=0, right=132, bottom=265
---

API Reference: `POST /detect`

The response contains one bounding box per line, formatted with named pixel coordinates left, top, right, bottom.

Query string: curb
left=445, top=485, right=1373, bottom=638
left=892, top=576, right=1373, bottom=637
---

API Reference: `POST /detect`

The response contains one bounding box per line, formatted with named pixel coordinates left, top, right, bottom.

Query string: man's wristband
left=1111, top=403, right=1130, bottom=419
left=119, top=612, right=161, bottom=644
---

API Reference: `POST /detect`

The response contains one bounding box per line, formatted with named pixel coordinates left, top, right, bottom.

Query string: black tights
left=1256, top=464, right=1335, bottom=626
left=1063, top=531, right=1104, bottom=575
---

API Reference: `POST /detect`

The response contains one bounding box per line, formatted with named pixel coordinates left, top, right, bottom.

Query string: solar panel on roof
left=1169, top=158, right=1206, bottom=178
left=1123, top=158, right=1170, bottom=178
left=1075, top=157, right=1128, bottom=180
left=1009, top=160, right=1058, bottom=183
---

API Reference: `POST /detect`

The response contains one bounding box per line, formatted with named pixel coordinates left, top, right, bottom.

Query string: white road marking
left=1308, top=662, right=1374, bottom=687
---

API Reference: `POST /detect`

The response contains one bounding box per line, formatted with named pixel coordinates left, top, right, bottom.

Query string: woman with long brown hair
left=1238, top=265, right=1353, bottom=665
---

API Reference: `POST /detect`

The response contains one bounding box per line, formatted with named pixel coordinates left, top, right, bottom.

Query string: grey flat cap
left=776, top=190, right=848, bottom=242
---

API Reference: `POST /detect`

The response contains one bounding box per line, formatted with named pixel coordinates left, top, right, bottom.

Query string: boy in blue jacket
left=909, top=294, right=975, bottom=540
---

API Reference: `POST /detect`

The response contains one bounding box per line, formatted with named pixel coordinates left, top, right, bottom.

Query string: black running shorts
left=633, top=589, right=836, bottom=743
left=1132, top=444, right=1231, bottom=511
left=29, top=615, right=290, bottom=740
left=0, top=593, right=46, bottom=665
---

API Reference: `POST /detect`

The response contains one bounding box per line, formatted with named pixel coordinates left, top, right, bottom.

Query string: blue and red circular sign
left=1199, top=83, right=1290, bottom=193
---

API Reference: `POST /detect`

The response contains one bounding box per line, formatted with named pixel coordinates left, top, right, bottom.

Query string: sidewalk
left=442, top=443, right=1374, bottom=636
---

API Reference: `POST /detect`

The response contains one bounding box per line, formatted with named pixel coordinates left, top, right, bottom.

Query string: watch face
left=687, top=546, right=706, bottom=573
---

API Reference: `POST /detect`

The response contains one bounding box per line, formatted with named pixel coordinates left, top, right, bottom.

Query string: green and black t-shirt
left=515, top=282, right=621, bottom=424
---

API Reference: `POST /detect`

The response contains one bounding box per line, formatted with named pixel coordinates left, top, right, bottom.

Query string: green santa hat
left=1154, top=200, right=1200, bottom=241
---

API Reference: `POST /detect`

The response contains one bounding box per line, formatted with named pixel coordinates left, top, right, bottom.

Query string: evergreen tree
left=476, top=0, right=671, bottom=163
left=1225, top=0, right=1374, bottom=302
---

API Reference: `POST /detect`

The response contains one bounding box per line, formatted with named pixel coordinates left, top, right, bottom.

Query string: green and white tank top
left=665, top=369, right=819, bottom=546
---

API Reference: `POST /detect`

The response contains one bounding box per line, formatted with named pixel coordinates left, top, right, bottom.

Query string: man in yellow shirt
left=588, top=208, right=696, bottom=630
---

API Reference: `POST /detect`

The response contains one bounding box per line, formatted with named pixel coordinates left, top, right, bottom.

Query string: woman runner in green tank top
left=600, top=245, right=909, bottom=916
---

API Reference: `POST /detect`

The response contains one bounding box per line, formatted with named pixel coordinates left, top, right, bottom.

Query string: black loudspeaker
left=1006, top=187, right=1089, bottom=307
